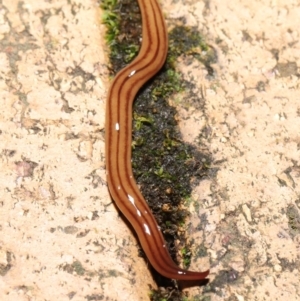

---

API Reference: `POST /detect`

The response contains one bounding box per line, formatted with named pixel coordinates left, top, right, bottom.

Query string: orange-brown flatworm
left=105, top=0, right=209, bottom=280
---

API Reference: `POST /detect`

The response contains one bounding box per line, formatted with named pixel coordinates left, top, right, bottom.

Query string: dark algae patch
left=101, top=0, right=213, bottom=299
left=286, top=203, right=300, bottom=237
left=203, top=269, right=239, bottom=296
left=60, top=260, right=86, bottom=276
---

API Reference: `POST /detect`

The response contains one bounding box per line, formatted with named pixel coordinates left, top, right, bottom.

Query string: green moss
left=101, top=1, right=119, bottom=44
left=101, top=0, right=141, bottom=72
left=181, top=247, right=192, bottom=267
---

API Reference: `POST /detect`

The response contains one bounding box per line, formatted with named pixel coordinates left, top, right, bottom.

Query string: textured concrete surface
left=1, top=0, right=300, bottom=300
left=0, top=0, right=156, bottom=300
left=172, top=0, right=300, bottom=300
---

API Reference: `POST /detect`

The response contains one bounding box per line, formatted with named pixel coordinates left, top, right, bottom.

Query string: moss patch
left=101, top=0, right=141, bottom=73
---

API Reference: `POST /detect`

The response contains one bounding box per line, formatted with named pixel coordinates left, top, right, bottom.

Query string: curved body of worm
left=105, top=0, right=209, bottom=280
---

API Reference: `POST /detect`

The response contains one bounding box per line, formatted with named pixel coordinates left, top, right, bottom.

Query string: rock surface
left=0, top=0, right=300, bottom=300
